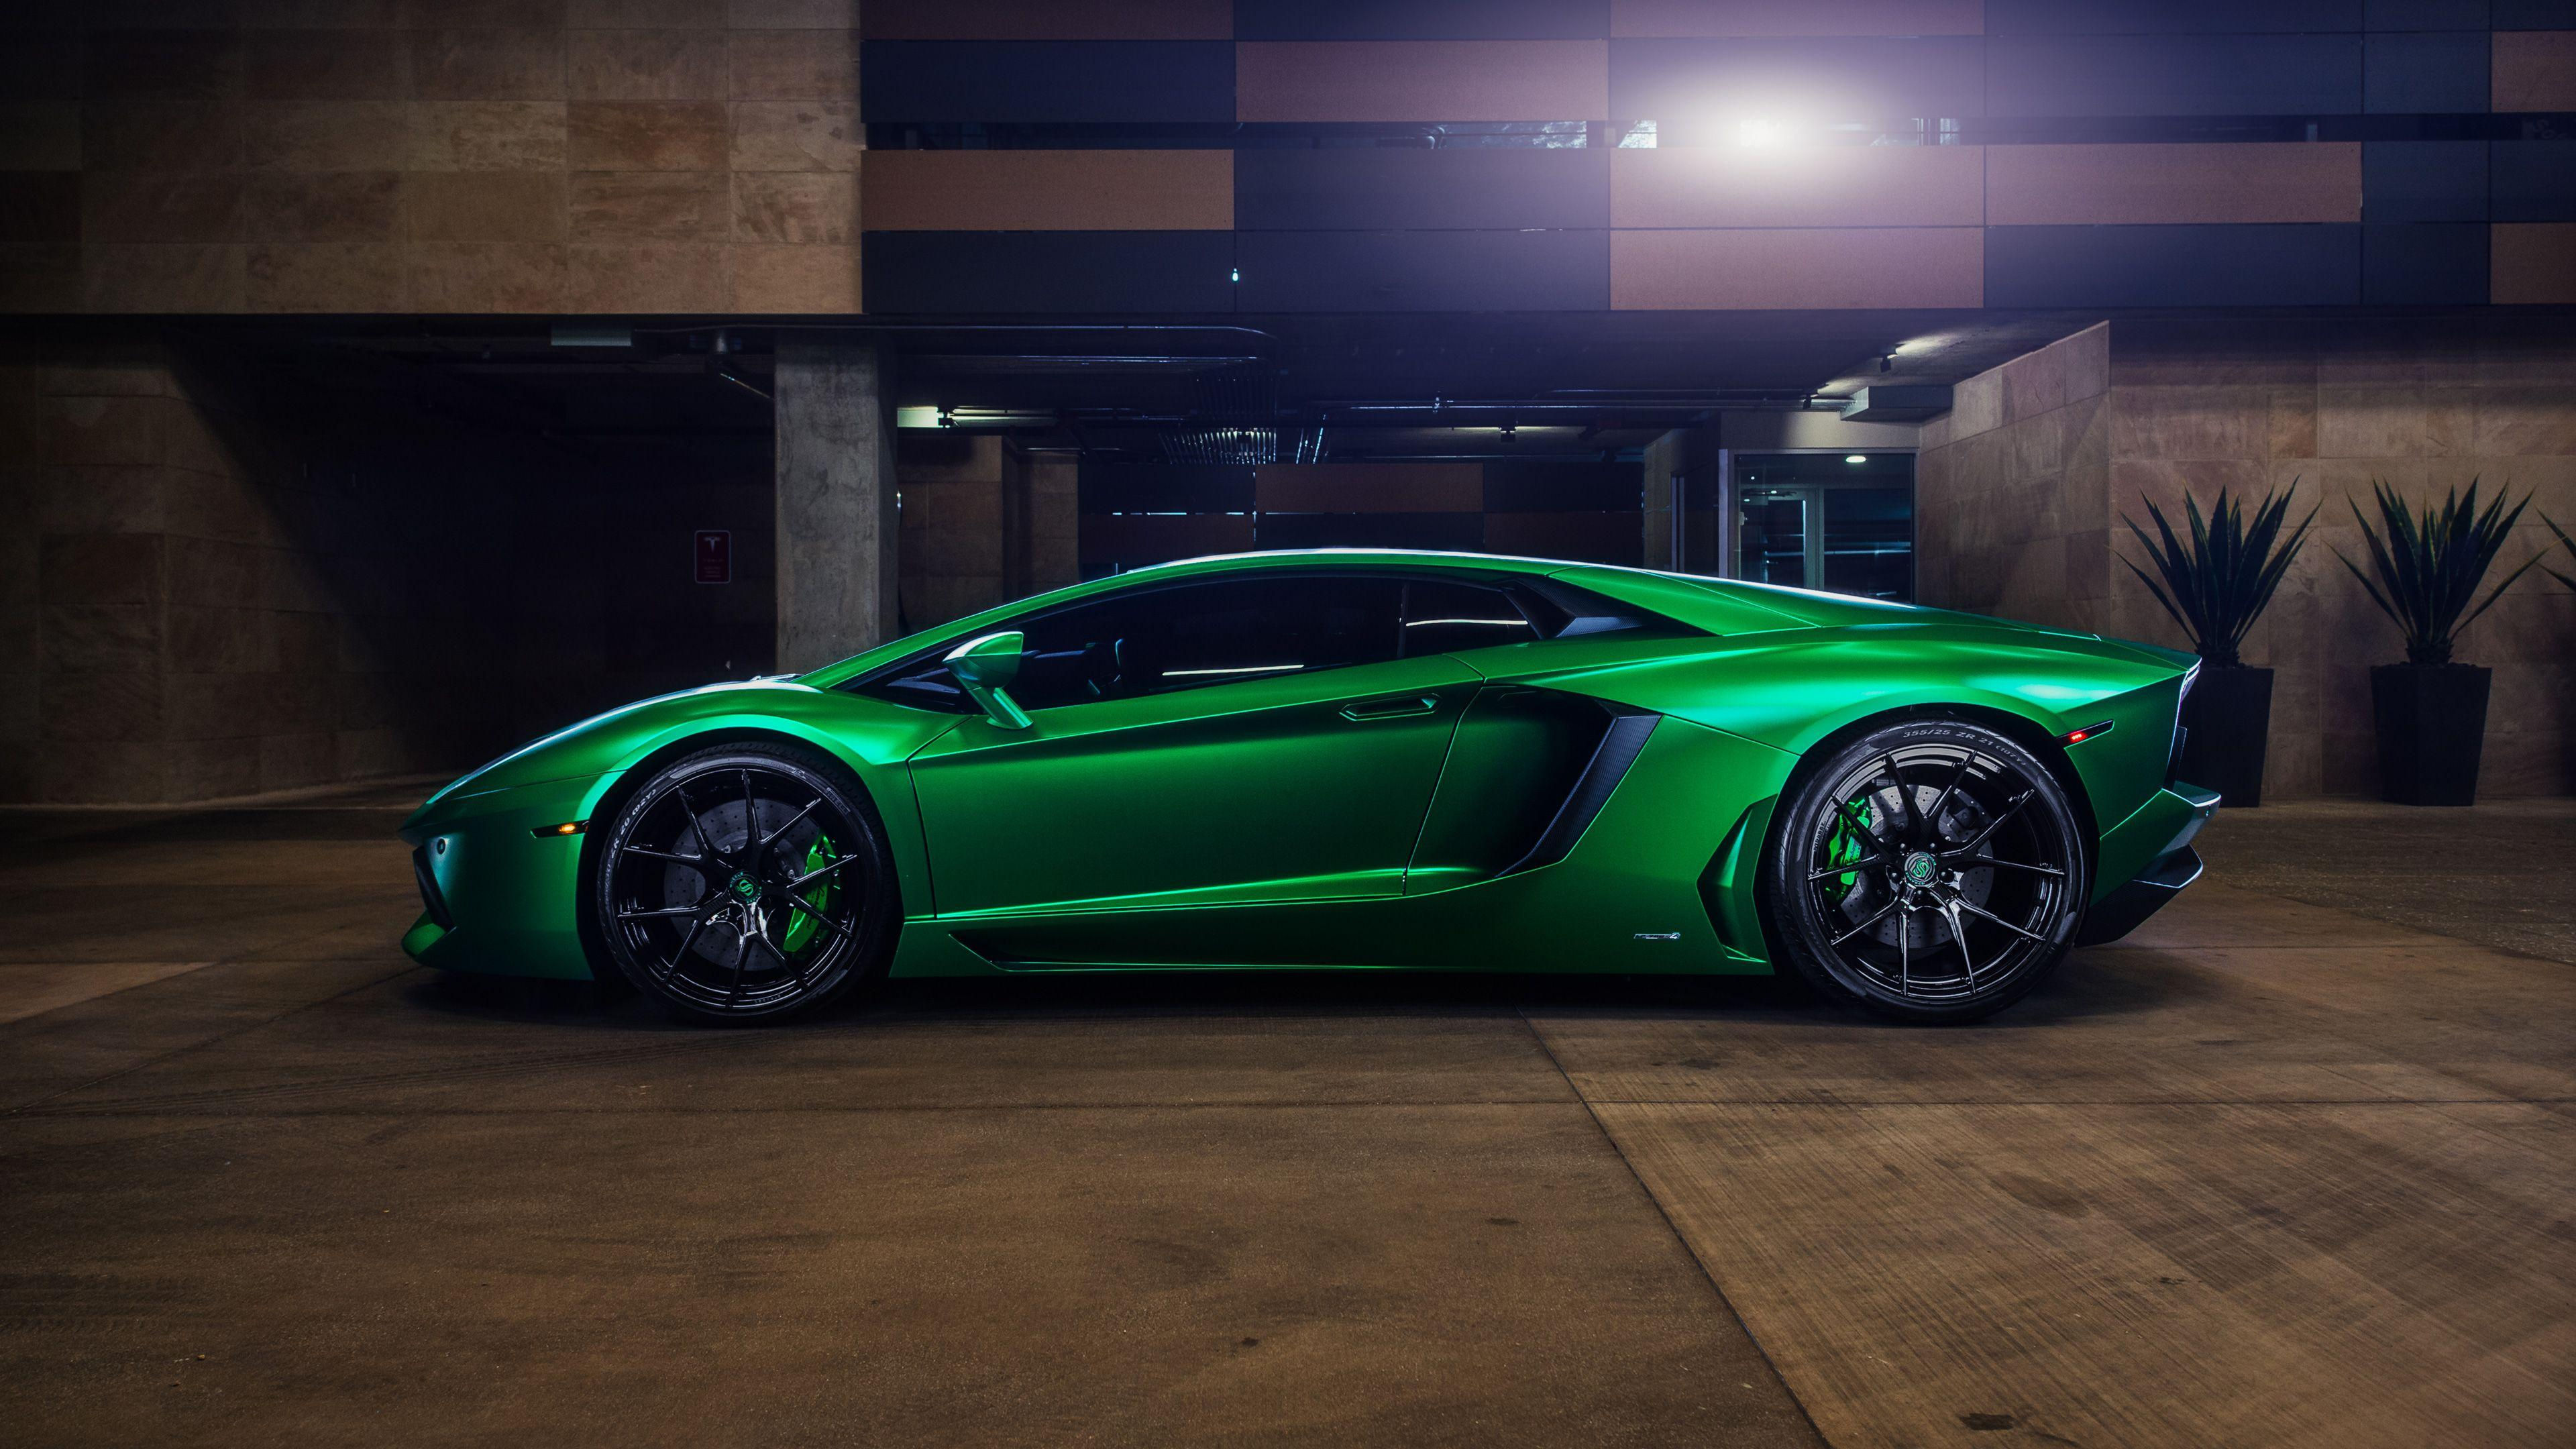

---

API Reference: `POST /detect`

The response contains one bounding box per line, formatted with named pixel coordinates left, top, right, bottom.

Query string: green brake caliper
left=1819, top=795, right=1874, bottom=907
left=780, top=835, right=838, bottom=954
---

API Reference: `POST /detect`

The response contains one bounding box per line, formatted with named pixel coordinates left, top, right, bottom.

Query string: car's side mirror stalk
left=945, top=631, right=1033, bottom=730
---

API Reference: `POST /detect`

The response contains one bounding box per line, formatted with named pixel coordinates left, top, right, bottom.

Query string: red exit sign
left=694, top=530, right=730, bottom=584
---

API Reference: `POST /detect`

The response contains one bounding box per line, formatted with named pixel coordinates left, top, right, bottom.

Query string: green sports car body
left=399, top=549, right=2218, bottom=1021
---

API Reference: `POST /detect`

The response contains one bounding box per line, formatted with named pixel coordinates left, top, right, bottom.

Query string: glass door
left=1728, top=452, right=1915, bottom=602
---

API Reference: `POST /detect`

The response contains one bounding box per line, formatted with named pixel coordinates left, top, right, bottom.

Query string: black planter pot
left=2177, top=666, right=2273, bottom=807
left=2370, top=663, right=2491, bottom=806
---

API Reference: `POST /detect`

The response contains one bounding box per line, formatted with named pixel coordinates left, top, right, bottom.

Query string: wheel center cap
left=728, top=871, right=762, bottom=902
left=1902, top=851, right=1939, bottom=888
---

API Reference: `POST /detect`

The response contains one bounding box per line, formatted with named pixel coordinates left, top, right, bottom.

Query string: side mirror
left=945, top=631, right=1032, bottom=729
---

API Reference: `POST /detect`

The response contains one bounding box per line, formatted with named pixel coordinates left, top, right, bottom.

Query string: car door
left=906, top=572, right=1480, bottom=916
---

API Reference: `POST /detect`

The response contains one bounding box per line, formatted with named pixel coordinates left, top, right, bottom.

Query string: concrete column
left=774, top=340, right=898, bottom=672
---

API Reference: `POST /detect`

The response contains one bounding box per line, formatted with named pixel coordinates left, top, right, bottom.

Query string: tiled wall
left=7, top=1, right=2573, bottom=315
left=1918, top=319, right=2576, bottom=798
left=0, top=1, right=865, bottom=315
left=0, top=339, right=777, bottom=804
left=895, top=431, right=1075, bottom=629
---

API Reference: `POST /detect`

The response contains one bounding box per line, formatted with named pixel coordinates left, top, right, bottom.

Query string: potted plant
left=2120, top=482, right=2316, bottom=806
left=2544, top=514, right=2576, bottom=592
left=2337, top=480, right=2545, bottom=806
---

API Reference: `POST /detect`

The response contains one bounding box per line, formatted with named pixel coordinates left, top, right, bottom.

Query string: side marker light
left=531, top=820, right=588, bottom=838
left=2060, top=721, right=2115, bottom=745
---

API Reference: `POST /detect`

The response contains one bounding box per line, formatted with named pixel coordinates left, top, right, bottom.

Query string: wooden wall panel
left=862, top=151, right=1233, bottom=231
left=1987, top=143, right=2362, bottom=225
left=2493, top=31, right=2576, bottom=111
left=1253, top=464, right=1484, bottom=513
left=1236, top=0, right=1611, bottom=40
left=2492, top=223, right=2576, bottom=304
left=860, top=0, right=1231, bottom=40
left=1236, top=148, right=1607, bottom=231
left=1985, top=224, right=2359, bottom=307
left=1612, top=146, right=1982, bottom=229
left=1235, top=40, right=1609, bottom=122
left=1611, top=0, right=1983, bottom=37
left=1611, top=227, right=1982, bottom=309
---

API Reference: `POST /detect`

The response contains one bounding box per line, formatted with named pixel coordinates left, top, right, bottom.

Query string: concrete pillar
left=774, top=340, right=898, bottom=672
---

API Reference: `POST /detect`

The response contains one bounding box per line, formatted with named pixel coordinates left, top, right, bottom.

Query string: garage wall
left=1, top=339, right=775, bottom=804
left=1918, top=318, right=2576, bottom=799
left=0, top=3, right=865, bottom=315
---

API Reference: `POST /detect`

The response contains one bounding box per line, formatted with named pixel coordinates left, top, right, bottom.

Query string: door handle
left=1340, top=694, right=1440, bottom=722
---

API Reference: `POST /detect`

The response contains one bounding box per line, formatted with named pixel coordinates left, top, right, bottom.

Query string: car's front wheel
left=1762, top=718, right=2089, bottom=1024
left=592, top=743, right=895, bottom=1024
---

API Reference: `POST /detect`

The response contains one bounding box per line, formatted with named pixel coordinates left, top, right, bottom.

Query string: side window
left=1010, top=574, right=1403, bottom=711
left=1401, top=579, right=1540, bottom=656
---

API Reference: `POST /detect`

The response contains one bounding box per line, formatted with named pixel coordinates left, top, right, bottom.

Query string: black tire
left=1761, top=718, right=2090, bottom=1024
left=590, top=743, right=896, bottom=1024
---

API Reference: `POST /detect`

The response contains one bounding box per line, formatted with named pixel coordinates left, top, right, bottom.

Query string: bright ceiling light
left=1737, top=118, right=1784, bottom=148
left=1845, top=454, right=1868, bottom=464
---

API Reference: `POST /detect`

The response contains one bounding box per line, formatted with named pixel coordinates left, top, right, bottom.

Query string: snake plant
left=2119, top=482, right=2316, bottom=668
left=2335, top=480, right=2544, bottom=665
left=2543, top=514, right=2576, bottom=593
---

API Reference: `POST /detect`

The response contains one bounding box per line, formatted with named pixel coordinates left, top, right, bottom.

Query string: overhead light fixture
left=1845, top=454, right=1868, bottom=464
left=894, top=406, right=940, bottom=429
left=1737, top=118, right=1784, bottom=148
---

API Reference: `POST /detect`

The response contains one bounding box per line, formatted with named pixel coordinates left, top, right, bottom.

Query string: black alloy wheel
left=1762, top=719, right=2090, bottom=1024
left=593, top=743, right=894, bottom=1024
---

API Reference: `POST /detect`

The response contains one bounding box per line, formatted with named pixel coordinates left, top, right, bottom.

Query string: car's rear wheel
left=592, top=743, right=895, bottom=1024
left=1762, top=719, right=2089, bottom=1024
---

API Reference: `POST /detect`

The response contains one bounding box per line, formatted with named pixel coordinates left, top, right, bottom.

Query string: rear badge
left=1633, top=931, right=1681, bottom=941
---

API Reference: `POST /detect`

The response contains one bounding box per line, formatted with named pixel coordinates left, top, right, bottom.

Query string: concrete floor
left=1, top=787, right=2571, bottom=1448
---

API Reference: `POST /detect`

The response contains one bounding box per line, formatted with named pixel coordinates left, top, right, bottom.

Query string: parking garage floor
left=3, top=784, right=2571, bottom=1448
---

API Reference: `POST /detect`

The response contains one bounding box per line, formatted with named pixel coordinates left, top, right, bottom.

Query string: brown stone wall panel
left=731, top=241, right=859, bottom=310
left=237, top=0, right=407, bottom=24
left=241, top=172, right=403, bottom=241
left=861, top=0, right=1228, bottom=40
left=402, top=170, right=568, bottom=241
left=2315, top=385, right=2477, bottom=458
left=405, top=101, right=569, bottom=169
left=569, top=0, right=724, bottom=25
left=408, top=240, right=568, bottom=309
left=246, top=242, right=410, bottom=310
left=567, top=99, right=729, bottom=169
left=2493, top=224, right=2576, bottom=305
left=40, top=531, right=165, bottom=604
left=1610, top=228, right=1981, bottom=309
left=403, top=0, right=570, bottom=25
left=1253, top=464, right=1482, bottom=513
left=2493, top=31, right=2576, bottom=113
left=411, top=29, right=567, bottom=101
left=81, top=244, right=247, bottom=312
left=42, top=672, right=163, bottom=743
left=567, top=28, right=729, bottom=99
left=83, top=33, right=245, bottom=99
left=1236, top=41, right=1609, bottom=124
left=0, top=104, right=83, bottom=172
left=728, top=101, right=861, bottom=170
left=727, top=0, right=859, bottom=26
left=1611, top=0, right=1982, bottom=36
left=78, top=174, right=242, bottom=245
left=860, top=150, right=1232, bottom=231
left=566, top=241, right=731, bottom=309
left=727, top=28, right=860, bottom=98
left=568, top=169, right=729, bottom=239
left=83, top=101, right=243, bottom=172
left=245, top=30, right=413, bottom=100
left=1986, top=144, right=2363, bottom=226
left=45, top=603, right=164, bottom=675
left=732, top=170, right=854, bottom=242
left=240, top=109, right=403, bottom=182
left=1610, top=145, right=1980, bottom=228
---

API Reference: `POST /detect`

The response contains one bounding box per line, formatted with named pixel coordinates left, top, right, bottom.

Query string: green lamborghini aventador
left=399, top=549, right=2218, bottom=1024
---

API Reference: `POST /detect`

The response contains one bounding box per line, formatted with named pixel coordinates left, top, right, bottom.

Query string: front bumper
left=2076, top=782, right=2221, bottom=947
left=400, top=773, right=602, bottom=980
